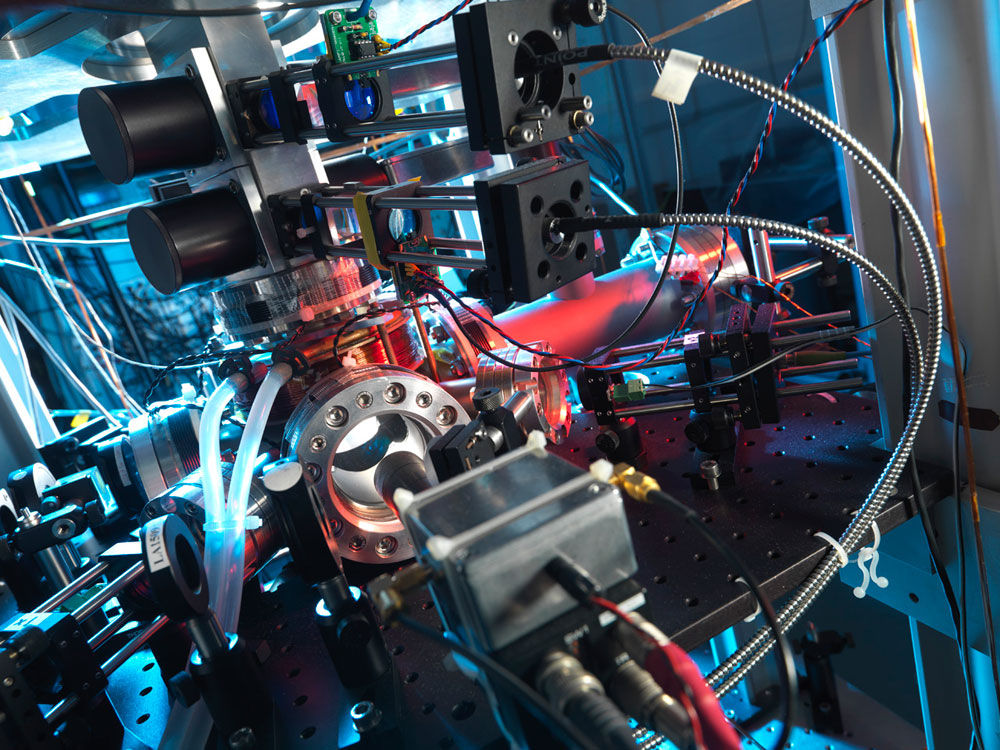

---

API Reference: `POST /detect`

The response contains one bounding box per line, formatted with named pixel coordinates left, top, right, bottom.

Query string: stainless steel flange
left=282, top=365, right=468, bottom=564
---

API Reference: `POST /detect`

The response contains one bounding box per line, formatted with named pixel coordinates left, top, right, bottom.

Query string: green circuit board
left=321, top=8, right=381, bottom=66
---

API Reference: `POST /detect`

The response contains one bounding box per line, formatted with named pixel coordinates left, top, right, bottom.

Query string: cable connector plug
left=610, top=463, right=661, bottom=504
left=368, top=563, right=434, bottom=623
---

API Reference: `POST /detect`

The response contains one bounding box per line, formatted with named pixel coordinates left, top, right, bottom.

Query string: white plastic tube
left=211, top=363, right=292, bottom=632
left=199, top=374, right=245, bottom=629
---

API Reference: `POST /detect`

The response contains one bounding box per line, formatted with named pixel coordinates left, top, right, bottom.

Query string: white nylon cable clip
left=734, top=577, right=761, bottom=623
left=813, top=531, right=849, bottom=568
left=853, top=521, right=889, bottom=599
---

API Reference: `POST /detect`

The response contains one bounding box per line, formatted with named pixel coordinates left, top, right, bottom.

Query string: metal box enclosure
left=397, top=437, right=637, bottom=652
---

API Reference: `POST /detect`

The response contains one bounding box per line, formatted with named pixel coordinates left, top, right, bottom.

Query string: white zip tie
left=735, top=577, right=761, bottom=623
left=813, top=531, right=849, bottom=568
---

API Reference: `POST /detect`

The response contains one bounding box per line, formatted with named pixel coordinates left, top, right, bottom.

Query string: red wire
left=590, top=596, right=708, bottom=750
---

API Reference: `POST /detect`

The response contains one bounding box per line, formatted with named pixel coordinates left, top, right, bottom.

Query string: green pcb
left=321, top=9, right=381, bottom=66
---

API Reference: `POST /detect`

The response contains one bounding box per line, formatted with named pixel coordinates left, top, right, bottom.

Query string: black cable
left=646, top=488, right=795, bottom=750
left=66, top=0, right=346, bottom=17
left=395, top=614, right=602, bottom=750
left=882, top=4, right=984, bottom=741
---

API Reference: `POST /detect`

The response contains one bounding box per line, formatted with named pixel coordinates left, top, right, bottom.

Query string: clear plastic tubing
left=213, top=363, right=292, bottom=632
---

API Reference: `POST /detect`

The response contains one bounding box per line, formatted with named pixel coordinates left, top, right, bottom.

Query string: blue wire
left=345, top=0, right=373, bottom=22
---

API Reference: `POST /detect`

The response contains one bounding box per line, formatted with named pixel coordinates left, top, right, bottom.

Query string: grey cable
left=687, top=58, right=944, bottom=696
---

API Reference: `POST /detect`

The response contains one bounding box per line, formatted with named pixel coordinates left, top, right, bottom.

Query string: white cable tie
left=813, top=531, right=849, bottom=568
left=734, top=577, right=761, bottom=623
left=652, top=49, right=703, bottom=105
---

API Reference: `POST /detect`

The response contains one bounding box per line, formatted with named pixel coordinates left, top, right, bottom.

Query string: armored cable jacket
left=571, top=44, right=944, bottom=697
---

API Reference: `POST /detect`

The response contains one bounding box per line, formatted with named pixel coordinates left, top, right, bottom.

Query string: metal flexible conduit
left=600, top=45, right=944, bottom=697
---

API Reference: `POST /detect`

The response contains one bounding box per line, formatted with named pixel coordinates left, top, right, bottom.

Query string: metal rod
left=45, top=694, right=79, bottom=726
left=100, top=616, right=169, bottom=676
left=748, top=229, right=775, bottom=284
left=426, top=237, right=483, bottom=251
left=779, top=359, right=859, bottom=379
left=772, top=310, right=853, bottom=331
left=376, top=323, right=397, bottom=365
left=607, top=336, right=688, bottom=360
left=767, top=235, right=854, bottom=252
left=776, top=377, right=865, bottom=397
left=341, top=111, right=466, bottom=138
left=377, top=197, right=478, bottom=211
left=412, top=304, right=440, bottom=382
left=294, top=243, right=487, bottom=270
left=71, top=561, right=143, bottom=623
left=325, top=42, right=457, bottom=77
left=775, top=259, right=824, bottom=283
left=419, top=186, right=475, bottom=197
left=87, top=609, right=135, bottom=650
left=773, top=325, right=856, bottom=347
left=617, top=377, right=865, bottom=419
left=37, top=562, right=109, bottom=613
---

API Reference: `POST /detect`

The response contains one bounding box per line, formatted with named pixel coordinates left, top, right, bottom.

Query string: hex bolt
left=375, top=536, right=397, bottom=558
left=351, top=701, right=382, bottom=733
left=700, top=459, right=722, bottom=491
left=507, top=31, right=519, bottom=46
left=325, top=406, right=348, bottom=428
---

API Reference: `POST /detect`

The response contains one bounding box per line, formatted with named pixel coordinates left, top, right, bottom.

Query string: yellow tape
left=353, top=191, right=388, bottom=270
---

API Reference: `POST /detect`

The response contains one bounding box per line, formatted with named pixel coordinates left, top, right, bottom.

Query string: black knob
left=472, top=387, right=504, bottom=413
left=167, top=671, right=201, bottom=708
left=78, top=77, right=217, bottom=185
left=595, top=429, right=620, bottom=454
left=126, top=188, right=259, bottom=295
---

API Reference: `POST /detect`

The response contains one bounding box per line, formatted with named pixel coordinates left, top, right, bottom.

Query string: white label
left=145, top=520, right=169, bottom=572
left=652, top=49, right=704, bottom=105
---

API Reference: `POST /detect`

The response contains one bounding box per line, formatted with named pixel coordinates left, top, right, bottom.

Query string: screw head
left=416, top=392, right=432, bottom=408
left=552, top=27, right=563, bottom=40
left=375, top=536, right=397, bottom=557
left=507, top=31, right=519, bottom=46
left=351, top=701, right=382, bottom=732
left=305, top=463, right=322, bottom=482
left=325, top=406, right=348, bottom=427
left=367, top=9, right=377, bottom=20
left=53, top=520, right=76, bottom=539
left=310, top=435, right=327, bottom=452
left=356, top=392, right=373, bottom=408
left=215, top=146, right=227, bottom=161
left=228, top=180, right=239, bottom=194
left=228, top=727, right=256, bottom=750
left=2, top=677, right=12, bottom=687
left=436, top=406, right=456, bottom=426
left=331, top=10, right=343, bottom=23
left=383, top=383, right=405, bottom=404
left=349, top=535, right=367, bottom=551
left=184, top=64, right=195, bottom=79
